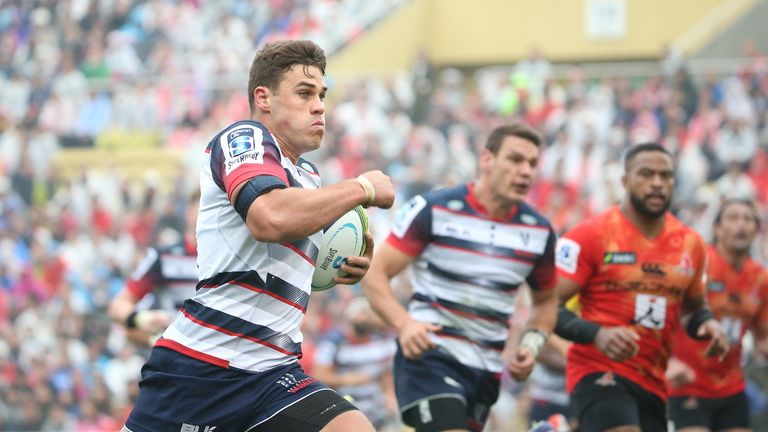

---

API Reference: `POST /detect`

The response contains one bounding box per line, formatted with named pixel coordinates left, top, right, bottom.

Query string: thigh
left=711, top=392, right=751, bottom=431
left=635, top=388, right=667, bottom=432
left=669, top=396, right=710, bottom=430
left=571, top=373, right=640, bottom=432
left=250, top=388, right=360, bottom=432
left=401, top=396, right=470, bottom=432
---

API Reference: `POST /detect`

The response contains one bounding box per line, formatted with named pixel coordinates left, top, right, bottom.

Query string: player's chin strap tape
left=234, top=176, right=287, bottom=221
left=554, top=305, right=601, bottom=344
left=520, top=328, right=548, bottom=358
left=685, top=307, right=714, bottom=340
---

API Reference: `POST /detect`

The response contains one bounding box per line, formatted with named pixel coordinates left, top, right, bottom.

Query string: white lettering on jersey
left=221, top=126, right=265, bottom=175
left=392, top=195, right=427, bottom=238
left=432, top=209, right=549, bottom=254
left=555, top=238, right=581, bottom=275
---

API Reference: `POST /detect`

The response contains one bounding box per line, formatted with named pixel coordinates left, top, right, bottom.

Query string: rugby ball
left=312, top=206, right=369, bottom=291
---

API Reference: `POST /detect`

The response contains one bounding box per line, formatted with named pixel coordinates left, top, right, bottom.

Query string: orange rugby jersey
left=670, top=246, right=768, bottom=398
left=555, top=206, right=707, bottom=401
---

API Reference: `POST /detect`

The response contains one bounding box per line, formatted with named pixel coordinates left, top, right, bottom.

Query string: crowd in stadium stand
left=1, top=0, right=768, bottom=430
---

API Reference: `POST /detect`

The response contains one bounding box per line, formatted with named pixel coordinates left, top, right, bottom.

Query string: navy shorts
left=125, top=347, right=357, bottom=432
left=394, top=345, right=500, bottom=432
left=669, top=391, right=750, bottom=430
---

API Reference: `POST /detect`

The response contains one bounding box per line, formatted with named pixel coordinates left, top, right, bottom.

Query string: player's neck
left=717, top=243, right=748, bottom=271
left=274, top=135, right=300, bottom=164
left=620, top=201, right=665, bottom=239
left=474, top=179, right=515, bottom=219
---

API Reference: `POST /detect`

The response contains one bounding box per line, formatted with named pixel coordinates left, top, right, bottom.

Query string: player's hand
left=506, top=346, right=536, bottom=382
left=334, top=233, right=374, bottom=285
left=359, top=170, right=395, bottom=209
left=666, top=356, right=695, bottom=389
left=135, top=310, right=173, bottom=334
left=699, top=318, right=729, bottom=360
left=399, top=319, right=442, bottom=359
left=594, top=326, right=640, bottom=362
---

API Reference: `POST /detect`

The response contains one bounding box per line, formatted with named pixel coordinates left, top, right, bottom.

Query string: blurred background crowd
left=0, top=0, right=767, bottom=430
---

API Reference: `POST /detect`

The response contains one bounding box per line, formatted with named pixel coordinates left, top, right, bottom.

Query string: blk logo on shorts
left=595, top=371, right=616, bottom=386
left=180, top=423, right=217, bottom=432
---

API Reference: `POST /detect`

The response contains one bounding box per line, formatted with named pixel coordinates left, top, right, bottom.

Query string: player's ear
left=253, top=86, right=271, bottom=112
left=621, top=173, right=627, bottom=188
left=479, top=149, right=493, bottom=172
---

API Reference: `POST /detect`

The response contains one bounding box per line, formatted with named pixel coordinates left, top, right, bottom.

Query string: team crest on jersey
left=520, top=213, right=538, bottom=225
left=446, top=199, right=464, bottom=211
left=674, top=252, right=695, bottom=276
left=603, top=252, right=636, bottom=265
left=222, top=126, right=265, bottom=175
left=555, top=238, right=581, bottom=274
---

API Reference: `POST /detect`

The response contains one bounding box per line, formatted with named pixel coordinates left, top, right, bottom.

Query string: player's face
left=269, top=65, right=327, bottom=154
left=483, top=135, right=539, bottom=204
left=716, top=202, right=758, bottom=254
left=623, top=151, right=675, bottom=219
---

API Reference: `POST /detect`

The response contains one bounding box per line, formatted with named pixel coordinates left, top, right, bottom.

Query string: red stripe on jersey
left=126, top=278, right=153, bottom=299
left=386, top=234, right=424, bottom=257
left=179, top=307, right=302, bottom=356
left=432, top=241, right=534, bottom=265
left=155, top=338, right=230, bottom=369
left=229, top=281, right=306, bottom=313
left=281, top=242, right=316, bottom=266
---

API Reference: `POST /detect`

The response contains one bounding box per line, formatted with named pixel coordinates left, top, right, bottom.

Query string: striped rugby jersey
left=127, top=239, right=198, bottom=314
left=156, top=120, right=323, bottom=372
left=386, top=183, right=557, bottom=372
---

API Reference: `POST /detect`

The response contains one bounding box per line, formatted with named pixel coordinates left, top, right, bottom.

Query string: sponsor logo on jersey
left=603, top=252, right=637, bottom=265
left=707, top=281, right=725, bottom=292
left=228, top=135, right=254, bottom=157
left=641, top=262, right=666, bottom=276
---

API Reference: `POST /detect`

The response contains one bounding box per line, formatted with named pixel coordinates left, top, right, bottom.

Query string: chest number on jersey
left=633, top=294, right=667, bottom=329
left=718, top=316, right=742, bottom=344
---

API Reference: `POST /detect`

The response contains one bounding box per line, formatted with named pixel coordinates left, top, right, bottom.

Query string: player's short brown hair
left=248, top=40, right=327, bottom=113
left=485, top=124, right=543, bottom=155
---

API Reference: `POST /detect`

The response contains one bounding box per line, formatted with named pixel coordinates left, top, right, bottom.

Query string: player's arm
left=680, top=244, right=728, bottom=359
left=361, top=242, right=441, bottom=359
left=752, top=280, right=768, bottom=357
left=232, top=170, right=393, bottom=243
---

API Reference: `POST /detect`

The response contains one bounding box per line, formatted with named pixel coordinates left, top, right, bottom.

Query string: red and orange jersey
left=555, top=206, right=707, bottom=401
left=670, top=246, right=768, bottom=398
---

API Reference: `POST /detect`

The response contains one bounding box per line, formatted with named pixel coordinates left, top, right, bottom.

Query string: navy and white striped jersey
left=157, top=120, right=323, bottom=372
left=127, top=239, right=198, bottom=314
left=386, top=183, right=557, bottom=372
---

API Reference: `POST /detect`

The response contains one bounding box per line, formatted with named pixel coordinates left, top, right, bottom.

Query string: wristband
left=356, top=175, right=375, bottom=207
left=686, top=307, right=714, bottom=340
left=520, top=328, right=548, bottom=358
left=125, top=311, right=139, bottom=329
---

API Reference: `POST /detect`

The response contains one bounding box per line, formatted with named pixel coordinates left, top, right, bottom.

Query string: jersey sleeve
left=526, top=226, right=557, bottom=291
left=555, top=222, right=599, bottom=288
left=125, top=247, right=161, bottom=300
left=386, top=195, right=432, bottom=256
left=685, top=233, right=708, bottom=302
left=753, top=271, right=768, bottom=335
left=210, top=122, right=289, bottom=200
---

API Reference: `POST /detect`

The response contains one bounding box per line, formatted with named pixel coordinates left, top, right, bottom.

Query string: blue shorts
left=125, top=347, right=356, bottom=432
left=394, top=345, right=500, bottom=432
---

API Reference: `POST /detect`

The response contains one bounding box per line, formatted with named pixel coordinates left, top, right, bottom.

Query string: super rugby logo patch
left=221, top=126, right=265, bottom=175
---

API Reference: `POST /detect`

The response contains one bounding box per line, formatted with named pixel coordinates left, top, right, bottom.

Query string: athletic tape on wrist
left=356, top=175, right=375, bottom=207
left=520, top=328, right=548, bottom=358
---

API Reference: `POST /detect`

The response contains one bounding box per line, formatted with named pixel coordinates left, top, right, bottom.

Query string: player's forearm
left=108, top=291, right=137, bottom=324
left=554, top=305, right=601, bottom=344
left=361, top=271, right=411, bottom=331
left=245, top=179, right=368, bottom=242
left=526, top=290, right=558, bottom=334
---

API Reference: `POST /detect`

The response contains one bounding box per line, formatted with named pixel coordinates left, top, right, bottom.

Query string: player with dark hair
left=667, top=199, right=768, bottom=432
left=363, top=124, right=559, bottom=432
left=122, top=40, right=395, bottom=432
left=553, top=143, right=728, bottom=432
